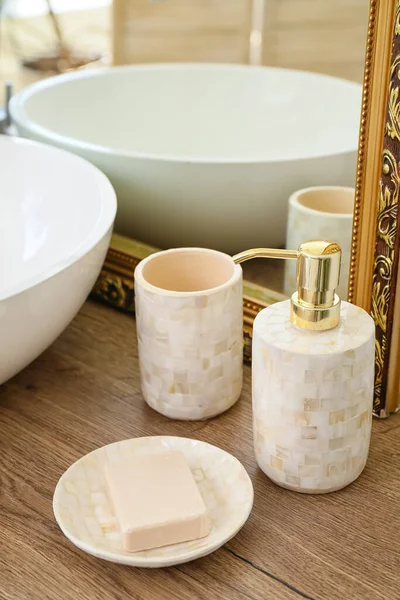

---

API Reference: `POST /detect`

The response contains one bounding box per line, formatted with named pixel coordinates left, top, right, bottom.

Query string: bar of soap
left=104, top=449, right=210, bottom=552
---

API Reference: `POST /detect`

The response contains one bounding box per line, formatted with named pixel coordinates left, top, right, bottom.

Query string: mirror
left=111, top=0, right=370, bottom=297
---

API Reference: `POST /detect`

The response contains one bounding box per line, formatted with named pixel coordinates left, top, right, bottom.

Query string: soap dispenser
left=233, top=241, right=375, bottom=493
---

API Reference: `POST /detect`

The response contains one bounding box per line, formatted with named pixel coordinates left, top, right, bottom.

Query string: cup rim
left=289, top=185, right=355, bottom=218
left=134, top=247, right=242, bottom=296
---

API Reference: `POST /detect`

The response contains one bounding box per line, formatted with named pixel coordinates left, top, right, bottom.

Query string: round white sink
left=10, top=64, right=361, bottom=252
left=0, top=135, right=116, bottom=385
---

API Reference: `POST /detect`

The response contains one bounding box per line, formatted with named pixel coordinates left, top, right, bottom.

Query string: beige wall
left=263, top=0, right=369, bottom=82
left=113, top=0, right=254, bottom=65
left=113, top=0, right=370, bottom=82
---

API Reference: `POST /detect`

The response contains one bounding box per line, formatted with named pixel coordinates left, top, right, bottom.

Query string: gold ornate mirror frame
left=348, top=0, right=400, bottom=417
left=94, top=0, right=400, bottom=418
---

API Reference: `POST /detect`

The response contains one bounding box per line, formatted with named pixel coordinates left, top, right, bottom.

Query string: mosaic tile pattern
left=53, top=436, right=254, bottom=568
left=135, top=271, right=243, bottom=420
left=252, top=300, right=375, bottom=493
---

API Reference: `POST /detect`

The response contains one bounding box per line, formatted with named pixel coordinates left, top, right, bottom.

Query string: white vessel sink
left=10, top=64, right=361, bottom=253
left=0, top=135, right=116, bottom=385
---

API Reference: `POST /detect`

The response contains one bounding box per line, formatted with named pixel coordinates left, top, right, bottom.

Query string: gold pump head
left=232, top=240, right=342, bottom=331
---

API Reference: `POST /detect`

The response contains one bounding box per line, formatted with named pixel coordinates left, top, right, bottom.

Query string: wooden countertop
left=1, top=301, right=400, bottom=600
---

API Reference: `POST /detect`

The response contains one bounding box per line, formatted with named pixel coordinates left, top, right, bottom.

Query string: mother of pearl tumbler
left=135, top=247, right=243, bottom=420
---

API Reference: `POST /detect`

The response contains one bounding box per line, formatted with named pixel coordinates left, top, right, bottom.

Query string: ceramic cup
left=134, top=248, right=243, bottom=420
left=284, top=186, right=354, bottom=300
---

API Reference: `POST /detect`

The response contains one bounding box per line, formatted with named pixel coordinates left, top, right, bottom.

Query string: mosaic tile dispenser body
left=252, top=300, right=375, bottom=493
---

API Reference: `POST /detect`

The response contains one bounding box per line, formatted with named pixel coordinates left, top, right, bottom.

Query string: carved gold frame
left=348, top=0, right=400, bottom=417
left=94, top=0, right=400, bottom=417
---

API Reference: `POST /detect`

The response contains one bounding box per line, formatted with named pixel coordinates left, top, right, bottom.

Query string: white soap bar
left=104, top=449, right=210, bottom=552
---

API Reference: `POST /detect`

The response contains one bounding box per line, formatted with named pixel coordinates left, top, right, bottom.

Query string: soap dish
left=53, top=436, right=253, bottom=568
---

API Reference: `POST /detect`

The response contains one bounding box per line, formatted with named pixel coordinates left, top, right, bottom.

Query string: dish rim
left=52, top=435, right=254, bottom=568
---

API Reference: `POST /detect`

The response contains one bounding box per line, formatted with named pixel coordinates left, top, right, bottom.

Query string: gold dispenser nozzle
left=232, top=240, right=342, bottom=331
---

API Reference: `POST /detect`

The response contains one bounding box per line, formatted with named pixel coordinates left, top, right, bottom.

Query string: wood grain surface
left=1, top=301, right=400, bottom=600
left=113, top=0, right=370, bottom=82
left=262, top=0, right=369, bottom=82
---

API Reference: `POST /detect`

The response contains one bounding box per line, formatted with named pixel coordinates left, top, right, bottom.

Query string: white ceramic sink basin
left=0, top=135, right=116, bottom=385
left=10, top=64, right=361, bottom=253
